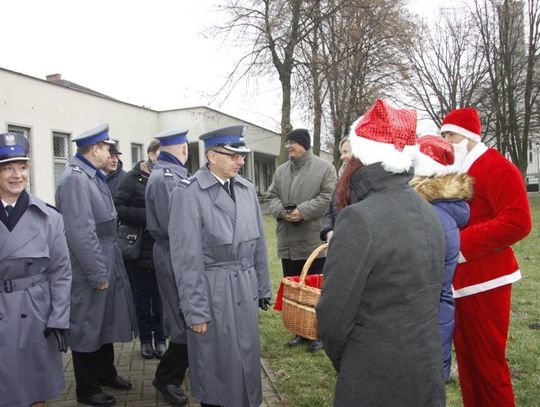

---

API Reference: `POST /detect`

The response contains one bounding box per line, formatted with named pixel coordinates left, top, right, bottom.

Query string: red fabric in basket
left=273, top=274, right=324, bottom=311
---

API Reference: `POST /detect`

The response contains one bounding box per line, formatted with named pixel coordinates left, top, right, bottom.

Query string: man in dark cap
left=103, top=143, right=126, bottom=195
left=266, top=128, right=336, bottom=352
left=169, top=125, right=272, bottom=407
left=55, top=123, right=138, bottom=407
left=145, top=128, right=190, bottom=406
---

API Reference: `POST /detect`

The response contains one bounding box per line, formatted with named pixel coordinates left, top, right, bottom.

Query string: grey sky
left=1, top=0, right=443, bottom=133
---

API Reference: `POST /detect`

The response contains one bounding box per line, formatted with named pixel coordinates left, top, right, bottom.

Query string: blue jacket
left=411, top=173, right=473, bottom=381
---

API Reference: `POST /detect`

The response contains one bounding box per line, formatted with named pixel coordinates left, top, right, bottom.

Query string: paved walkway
left=49, top=341, right=283, bottom=407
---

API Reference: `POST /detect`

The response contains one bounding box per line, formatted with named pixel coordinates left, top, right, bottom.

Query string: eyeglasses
left=284, top=141, right=298, bottom=148
left=212, top=150, right=246, bottom=160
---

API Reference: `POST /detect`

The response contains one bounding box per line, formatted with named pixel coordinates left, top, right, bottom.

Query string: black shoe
left=77, top=392, right=116, bottom=406
left=141, top=342, right=154, bottom=359
left=153, top=378, right=188, bottom=406
left=307, top=339, right=324, bottom=353
left=154, top=342, right=167, bottom=359
left=286, top=335, right=305, bottom=347
left=98, top=375, right=132, bottom=390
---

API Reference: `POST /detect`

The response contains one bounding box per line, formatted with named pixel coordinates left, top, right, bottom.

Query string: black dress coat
left=113, top=161, right=154, bottom=270
left=316, top=163, right=446, bottom=407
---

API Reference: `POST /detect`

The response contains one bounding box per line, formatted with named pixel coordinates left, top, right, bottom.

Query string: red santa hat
left=414, top=134, right=456, bottom=177
left=440, top=107, right=482, bottom=142
left=350, top=99, right=417, bottom=173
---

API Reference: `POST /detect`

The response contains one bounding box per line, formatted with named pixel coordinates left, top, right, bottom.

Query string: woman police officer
left=0, top=133, right=72, bottom=407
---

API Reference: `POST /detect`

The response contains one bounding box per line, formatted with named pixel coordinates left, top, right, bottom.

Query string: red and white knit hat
left=350, top=99, right=417, bottom=173
left=414, top=134, right=456, bottom=177
left=440, top=107, right=482, bottom=142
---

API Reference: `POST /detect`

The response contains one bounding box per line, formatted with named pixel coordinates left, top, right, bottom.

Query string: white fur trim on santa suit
left=350, top=128, right=414, bottom=173
left=452, top=269, right=521, bottom=298
left=459, top=142, right=488, bottom=174
left=440, top=123, right=482, bottom=143
left=413, top=146, right=455, bottom=177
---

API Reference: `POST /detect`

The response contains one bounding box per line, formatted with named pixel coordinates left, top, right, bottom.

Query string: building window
left=53, top=132, right=71, bottom=189
left=7, top=125, right=32, bottom=192
left=131, top=143, right=143, bottom=164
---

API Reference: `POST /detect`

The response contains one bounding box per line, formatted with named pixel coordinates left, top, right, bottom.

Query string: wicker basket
left=281, top=243, right=328, bottom=340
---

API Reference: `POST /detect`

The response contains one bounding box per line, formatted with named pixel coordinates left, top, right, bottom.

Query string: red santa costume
left=441, top=108, right=532, bottom=407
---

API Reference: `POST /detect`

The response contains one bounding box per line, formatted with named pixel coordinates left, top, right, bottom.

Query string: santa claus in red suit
left=441, top=107, right=532, bottom=407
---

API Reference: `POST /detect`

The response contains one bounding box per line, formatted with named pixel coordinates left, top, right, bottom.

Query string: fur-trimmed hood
left=409, top=173, right=474, bottom=202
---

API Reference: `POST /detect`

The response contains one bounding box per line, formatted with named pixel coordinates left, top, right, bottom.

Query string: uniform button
left=21, top=314, right=27, bottom=318
left=234, top=274, right=238, bottom=278
left=237, top=302, right=241, bottom=306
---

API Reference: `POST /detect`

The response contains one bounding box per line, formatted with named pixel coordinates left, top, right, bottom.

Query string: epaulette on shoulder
left=71, top=165, right=82, bottom=173
left=179, top=176, right=196, bottom=187
left=163, top=167, right=174, bottom=178
left=46, top=203, right=60, bottom=213
left=239, top=174, right=252, bottom=183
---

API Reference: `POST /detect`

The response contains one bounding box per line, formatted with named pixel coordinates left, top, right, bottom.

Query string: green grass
left=259, top=194, right=540, bottom=406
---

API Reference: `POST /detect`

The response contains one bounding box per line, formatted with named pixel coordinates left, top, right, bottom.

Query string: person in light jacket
left=411, top=135, right=473, bottom=382
left=56, top=123, right=138, bottom=407
left=169, top=125, right=272, bottom=407
left=316, top=100, right=446, bottom=407
left=266, top=128, right=336, bottom=351
left=0, top=133, right=72, bottom=407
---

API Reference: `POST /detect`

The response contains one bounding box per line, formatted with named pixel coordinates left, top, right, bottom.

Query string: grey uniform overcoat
left=316, top=164, right=446, bottom=406
left=56, top=156, right=137, bottom=352
left=145, top=158, right=189, bottom=343
left=266, top=150, right=337, bottom=260
left=0, top=194, right=72, bottom=407
left=169, top=166, right=272, bottom=407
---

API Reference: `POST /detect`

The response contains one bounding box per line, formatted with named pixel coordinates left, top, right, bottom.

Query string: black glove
left=258, top=298, right=272, bottom=311
left=44, top=327, right=68, bottom=353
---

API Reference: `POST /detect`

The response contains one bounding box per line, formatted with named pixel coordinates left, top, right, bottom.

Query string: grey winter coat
left=266, top=150, right=337, bottom=260
left=56, top=155, right=137, bottom=352
left=316, top=163, right=446, bottom=407
left=0, top=194, right=72, bottom=407
left=169, top=165, right=272, bottom=407
left=145, top=158, right=189, bottom=343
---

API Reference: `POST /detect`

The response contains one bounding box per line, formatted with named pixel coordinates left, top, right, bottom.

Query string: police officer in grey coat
left=169, top=126, right=272, bottom=407
left=55, top=124, right=137, bottom=407
left=145, top=129, right=190, bottom=406
left=0, top=133, right=72, bottom=407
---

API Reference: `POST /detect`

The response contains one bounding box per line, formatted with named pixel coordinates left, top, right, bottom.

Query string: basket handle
left=299, top=243, right=328, bottom=285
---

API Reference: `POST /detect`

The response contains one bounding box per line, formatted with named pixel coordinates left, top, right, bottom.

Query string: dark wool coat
left=411, top=173, right=473, bottom=382
left=316, top=163, right=446, bottom=407
left=105, top=160, right=127, bottom=196
left=113, top=161, right=154, bottom=269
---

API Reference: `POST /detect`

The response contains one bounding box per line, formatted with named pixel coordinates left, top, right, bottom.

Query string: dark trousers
left=281, top=257, right=326, bottom=278
left=126, top=260, right=165, bottom=344
left=155, top=342, right=189, bottom=385
left=72, top=343, right=117, bottom=397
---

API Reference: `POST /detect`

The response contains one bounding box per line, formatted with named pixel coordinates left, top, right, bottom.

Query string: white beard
left=452, top=139, right=469, bottom=173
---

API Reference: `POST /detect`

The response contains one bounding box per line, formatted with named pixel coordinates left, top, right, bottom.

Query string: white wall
left=0, top=68, right=281, bottom=203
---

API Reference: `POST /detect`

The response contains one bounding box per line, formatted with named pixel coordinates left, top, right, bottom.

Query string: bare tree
left=217, top=0, right=321, bottom=163
left=399, top=9, right=489, bottom=128
left=319, top=0, right=412, bottom=169
left=472, top=0, right=540, bottom=175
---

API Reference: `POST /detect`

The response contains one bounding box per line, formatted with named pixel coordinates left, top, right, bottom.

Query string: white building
left=0, top=67, right=282, bottom=203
